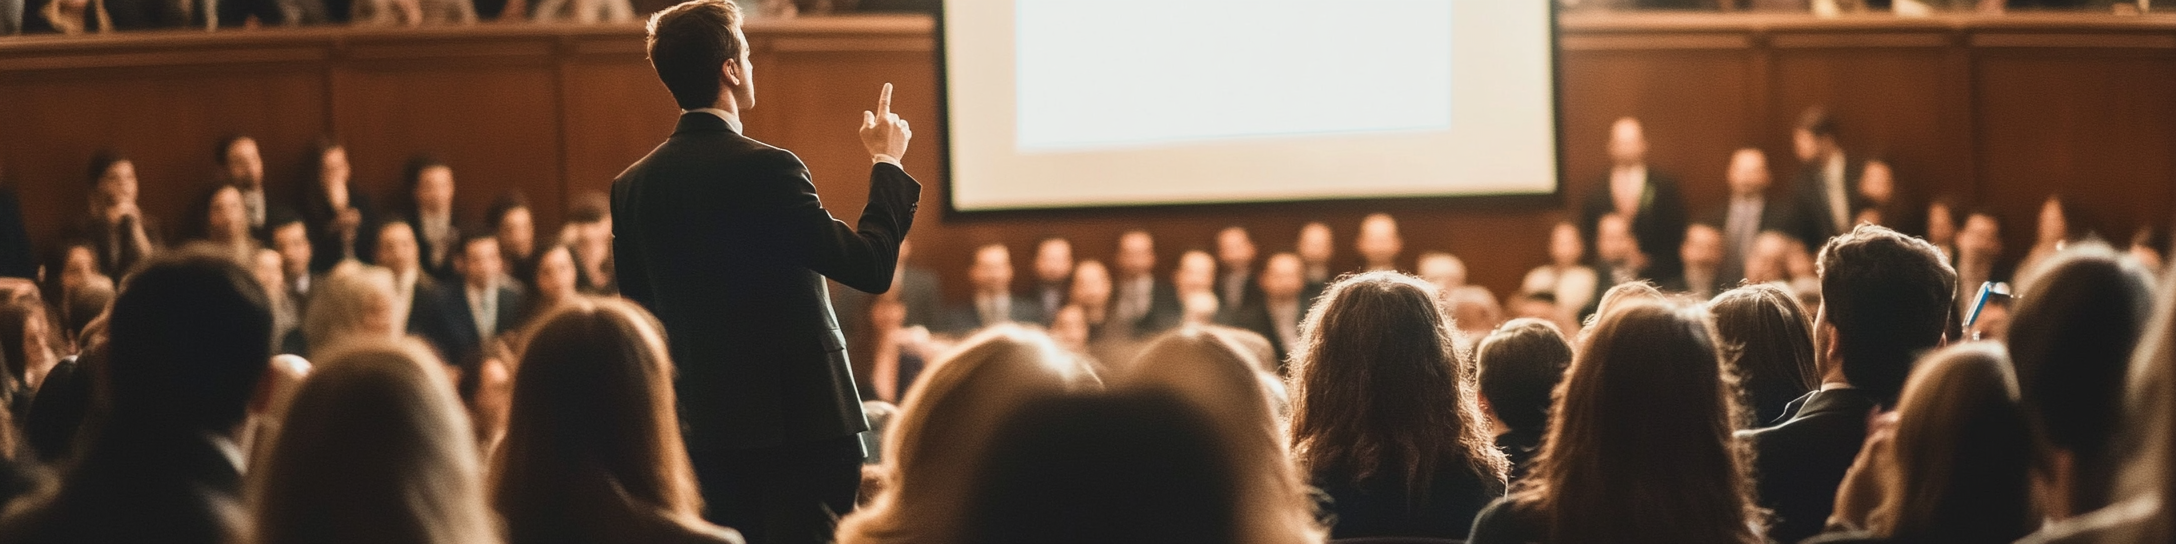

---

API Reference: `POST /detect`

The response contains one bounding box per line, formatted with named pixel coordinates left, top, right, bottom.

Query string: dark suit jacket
left=613, top=112, right=919, bottom=451
left=1132, top=280, right=1184, bottom=339
left=404, top=215, right=459, bottom=281
left=0, top=425, right=244, bottom=543
left=303, top=187, right=377, bottom=273
left=1701, top=196, right=1789, bottom=285
left=403, top=275, right=468, bottom=361
left=68, top=214, right=163, bottom=278
left=1738, top=387, right=1879, bottom=544
left=1580, top=169, right=1690, bottom=280
left=1785, top=155, right=1864, bottom=250
left=438, top=281, right=523, bottom=363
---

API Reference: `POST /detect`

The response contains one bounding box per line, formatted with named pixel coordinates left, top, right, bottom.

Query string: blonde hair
left=1122, top=326, right=1325, bottom=544
left=247, top=337, right=498, bottom=544
left=301, top=262, right=406, bottom=354
left=835, top=325, right=1101, bottom=544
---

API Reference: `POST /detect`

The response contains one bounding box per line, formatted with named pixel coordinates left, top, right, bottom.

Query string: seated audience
left=957, top=243, right=1039, bottom=330
left=492, top=298, right=743, bottom=544
left=526, top=0, right=633, bottom=23
left=1853, top=159, right=1901, bottom=228
left=1028, top=236, right=1072, bottom=321
left=1594, top=212, right=1647, bottom=287
left=1415, top=251, right=1467, bottom=293
left=1109, top=230, right=1180, bottom=339
left=1472, top=318, right=1574, bottom=483
left=562, top=192, right=616, bottom=295
left=2004, top=242, right=2155, bottom=520
left=867, top=294, right=936, bottom=403
left=374, top=217, right=464, bottom=358
left=185, top=184, right=256, bottom=259
left=1295, top=221, right=1334, bottom=289
left=1353, top=213, right=1403, bottom=272
left=1708, top=283, right=1820, bottom=425
left=2017, top=195, right=2078, bottom=285
left=301, top=139, right=377, bottom=272
left=401, top=155, right=461, bottom=280
left=70, top=151, right=162, bottom=278
left=445, top=232, right=525, bottom=360
left=1740, top=225, right=1955, bottom=544
left=0, top=249, right=271, bottom=543
left=213, top=135, right=268, bottom=233
left=1469, top=301, right=1764, bottom=544
left=247, top=337, right=498, bottom=544
left=1583, top=280, right=1665, bottom=333
left=1213, top=226, right=1260, bottom=317
left=1522, top=221, right=1600, bottom=319
left=1954, top=208, right=2006, bottom=317
left=836, top=325, right=1102, bottom=544
left=1815, top=343, right=2039, bottom=544
left=1581, top=117, right=1688, bottom=280
left=1660, top=223, right=1725, bottom=299
left=485, top=191, right=536, bottom=290
left=1923, top=198, right=1959, bottom=261
left=1447, top=285, right=1504, bottom=346
left=267, top=209, right=316, bottom=306
left=1224, top=252, right=1312, bottom=366
left=1121, top=327, right=1322, bottom=544
left=349, top=0, right=475, bottom=26
left=300, top=261, right=406, bottom=357
left=1289, top=271, right=1508, bottom=539
left=514, top=242, right=583, bottom=329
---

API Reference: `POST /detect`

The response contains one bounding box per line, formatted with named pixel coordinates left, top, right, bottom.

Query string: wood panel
left=1975, top=50, right=2176, bottom=242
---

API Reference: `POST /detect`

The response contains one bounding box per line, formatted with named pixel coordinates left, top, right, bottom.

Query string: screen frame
left=932, top=1, right=1567, bottom=220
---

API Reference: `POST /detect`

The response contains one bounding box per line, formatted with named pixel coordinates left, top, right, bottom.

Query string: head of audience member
left=1068, top=260, right=1112, bottom=318
left=249, top=337, right=496, bottom=544
left=1859, top=159, right=1895, bottom=208
left=269, top=211, right=312, bottom=282
left=1174, top=249, right=1217, bottom=296
left=1727, top=147, right=1771, bottom=199
left=837, top=326, right=1101, bottom=544
left=1475, top=318, right=1573, bottom=442
left=2036, top=195, right=2074, bottom=249
left=2087, top=259, right=2176, bottom=542
left=215, top=135, right=263, bottom=191
left=487, top=191, right=536, bottom=264
left=1817, top=225, right=1957, bottom=407
left=529, top=243, right=585, bottom=314
left=1114, top=230, right=1157, bottom=281
left=1958, top=209, right=2005, bottom=268
left=59, top=273, right=114, bottom=352
left=1049, top=305, right=1089, bottom=354
left=1682, top=224, right=1725, bottom=279
left=1115, top=328, right=1321, bottom=543
left=404, top=155, right=455, bottom=220
left=2129, top=226, right=2167, bottom=272
left=1296, top=221, right=1334, bottom=273
left=1744, top=231, right=1798, bottom=285
left=55, top=240, right=103, bottom=301
left=104, top=249, right=271, bottom=433
left=86, top=150, right=138, bottom=223
left=1862, top=343, right=2038, bottom=542
left=564, top=192, right=614, bottom=289
left=1416, top=251, right=1466, bottom=292
left=1031, top=237, right=1072, bottom=287
left=1257, top=253, right=1304, bottom=304
left=1581, top=281, right=1666, bottom=335
left=1793, top=106, right=1840, bottom=163
left=311, top=138, right=352, bottom=205
left=646, top=0, right=753, bottom=111
left=2005, top=242, right=2154, bottom=517
left=302, top=262, right=405, bottom=354
left=1547, top=221, right=1583, bottom=268
left=494, top=298, right=738, bottom=543
left=1289, top=272, right=1508, bottom=496
left=1181, top=291, right=1219, bottom=326
left=195, top=184, right=250, bottom=250
left=458, top=232, right=504, bottom=292
left=1447, top=286, right=1503, bottom=342
left=0, top=291, right=58, bottom=392
left=1216, top=226, right=1257, bottom=273
left=1355, top=213, right=1403, bottom=271
left=1508, top=292, right=1571, bottom=334
left=375, top=218, right=420, bottom=279
left=1709, top=283, right=1820, bottom=425
left=958, top=388, right=1244, bottom=544
left=1595, top=213, right=1642, bottom=269
left=1607, top=117, right=1648, bottom=168
left=970, top=243, right=1014, bottom=298
left=1513, top=301, right=1762, bottom=543
left=1925, top=198, right=1959, bottom=250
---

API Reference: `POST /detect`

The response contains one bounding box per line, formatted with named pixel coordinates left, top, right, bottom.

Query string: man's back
left=0, top=429, right=245, bottom=544
left=1739, top=387, right=1877, bottom=544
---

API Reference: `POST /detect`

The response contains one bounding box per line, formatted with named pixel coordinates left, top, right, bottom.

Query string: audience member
left=0, top=290, right=58, bottom=406
left=1447, top=285, right=1504, bottom=346
left=301, top=139, right=377, bottom=272
left=0, top=249, right=271, bottom=543
left=890, top=238, right=942, bottom=330
left=1027, top=236, right=1071, bottom=321
left=1660, top=223, right=1725, bottom=298
left=2004, top=242, right=2154, bottom=520
left=247, top=337, right=498, bottom=544
left=1924, top=198, right=1959, bottom=261
left=1468, top=301, right=1764, bottom=544
left=1584, top=280, right=1666, bottom=332
left=1787, top=106, right=1861, bottom=249
left=300, top=261, right=406, bottom=357
left=1473, top=318, right=1573, bottom=483
left=69, top=151, right=163, bottom=278
left=958, top=243, right=1037, bottom=330
left=1415, top=251, right=1467, bottom=293
left=402, top=155, right=461, bottom=280
left=1214, top=226, right=1260, bottom=315
left=373, top=217, right=463, bottom=358
left=244, top=247, right=302, bottom=354
left=836, top=325, right=1101, bottom=544
left=23, top=320, right=96, bottom=465
left=1713, top=147, right=1785, bottom=285
left=1954, top=208, right=2006, bottom=317
left=185, top=184, right=256, bottom=261
left=1740, top=224, right=1955, bottom=543
left=1289, top=271, right=1508, bottom=539
left=1225, top=252, right=1311, bottom=365
left=1065, top=260, right=1113, bottom=338
left=515, top=242, right=582, bottom=329
left=865, top=293, right=935, bottom=404
left=563, top=191, right=616, bottom=295
left=1813, top=343, right=2038, bottom=544
left=1295, top=221, right=1334, bottom=289
left=446, top=232, right=523, bottom=360
left=485, top=191, right=536, bottom=289
left=492, top=298, right=744, bottom=544
left=1353, top=213, right=1403, bottom=272
left=213, top=135, right=268, bottom=232
left=2129, top=225, right=2167, bottom=273
left=1594, top=212, right=1646, bottom=286
left=1580, top=117, right=1689, bottom=279
left=1172, top=249, right=1218, bottom=305
left=1853, top=158, right=1901, bottom=228
left=1119, top=327, right=1320, bottom=544
left=1110, top=229, right=1181, bottom=338
left=1708, top=283, right=1820, bottom=425
left=1522, top=221, right=1600, bottom=319
left=2017, top=195, right=2077, bottom=284
left=267, top=209, right=315, bottom=305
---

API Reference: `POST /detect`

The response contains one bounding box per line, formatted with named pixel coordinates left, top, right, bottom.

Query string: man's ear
left=720, top=58, right=744, bottom=89
left=1820, top=320, right=1840, bottom=369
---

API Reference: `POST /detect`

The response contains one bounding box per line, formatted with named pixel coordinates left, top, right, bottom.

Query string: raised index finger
left=876, top=83, right=894, bottom=118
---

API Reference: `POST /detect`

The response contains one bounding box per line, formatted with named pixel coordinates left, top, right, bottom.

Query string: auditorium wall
left=2, top=12, right=2172, bottom=302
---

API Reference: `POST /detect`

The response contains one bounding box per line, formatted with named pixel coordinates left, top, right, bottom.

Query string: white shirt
left=1824, top=153, right=1850, bottom=232
left=1116, top=275, right=1153, bottom=323
left=467, top=281, right=498, bottom=339
left=976, top=292, right=1014, bottom=326
left=1610, top=164, right=1648, bottom=217
left=421, top=213, right=452, bottom=268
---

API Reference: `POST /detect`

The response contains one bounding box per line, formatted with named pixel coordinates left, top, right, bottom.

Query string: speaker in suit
left=1737, top=387, right=1879, bottom=544
left=611, top=57, right=918, bottom=544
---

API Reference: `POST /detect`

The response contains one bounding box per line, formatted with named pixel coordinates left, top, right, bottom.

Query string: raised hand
left=860, top=83, right=912, bottom=165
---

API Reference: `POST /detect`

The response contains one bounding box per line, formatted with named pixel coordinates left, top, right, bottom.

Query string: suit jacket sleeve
left=759, top=151, right=921, bottom=294
left=611, top=192, right=654, bottom=310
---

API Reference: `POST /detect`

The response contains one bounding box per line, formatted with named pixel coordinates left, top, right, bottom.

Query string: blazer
left=404, top=215, right=460, bottom=281
left=613, top=112, right=919, bottom=451
left=403, top=275, right=467, bottom=361
left=439, top=281, right=523, bottom=362
left=1786, top=154, right=1864, bottom=250
left=1737, top=387, right=1880, bottom=544
left=303, top=186, right=377, bottom=272
left=1580, top=168, right=1690, bottom=280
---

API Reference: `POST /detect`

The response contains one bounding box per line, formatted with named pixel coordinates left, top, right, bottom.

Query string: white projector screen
left=939, top=0, right=1561, bottom=212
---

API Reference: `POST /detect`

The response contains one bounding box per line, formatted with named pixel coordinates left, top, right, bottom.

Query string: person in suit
left=1294, top=221, right=1334, bottom=291
left=1027, top=236, right=1072, bottom=323
left=0, top=249, right=272, bottom=543
left=564, top=191, right=618, bottom=296
left=1225, top=253, right=1311, bottom=367
left=373, top=217, right=463, bottom=361
left=956, top=243, right=1042, bottom=331
left=401, top=155, right=461, bottom=281
left=1353, top=213, right=1404, bottom=273
left=1580, top=117, right=1689, bottom=281
left=1709, top=147, right=1787, bottom=285
left=69, top=151, right=163, bottom=279
left=267, top=210, right=315, bottom=308
left=1593, top=212, right=1648, bottom=288
left=485, top=190, right=537, bottom=290
left=214, top=135, right=268, bottom=233
left=445, top=232, right=522, bottom=361
left=611, top=1, right=919, bottom=541
left=1110, top=229, right=1182, bottom=339
left=1786, top=106, right=1861, bottom=249
left=301, top=139, right=378, bottom=273
left=1737, top=225, right=1955, bottom=544
left=1213, top=226, right=1260, bottom=318
left=1657, top=223, right=1726, bottom=299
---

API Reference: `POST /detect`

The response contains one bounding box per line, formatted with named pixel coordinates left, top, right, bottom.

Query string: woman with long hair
left=835, top=325, right=1102, bottom=544
left=491, top=297, right=741, bottom=544
left=1708, top=283, right=1821, bottom=425
left=1469, top=301, right=1763, bottom=544
left=1288, top=271, right=1508, bottom=539
left=247, top=337, right=498, bottom=544
left=1124, top=327, right=1323, bottom=544
left=2022, top=263, right=2176, bottom=543
left=2005, top=243, right=2154, bottom=521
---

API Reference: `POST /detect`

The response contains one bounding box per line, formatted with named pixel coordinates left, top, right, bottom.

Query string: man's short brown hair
left=646, top=0, right=745, bottom=110
left=1817, top=224, right=1956, bottom=407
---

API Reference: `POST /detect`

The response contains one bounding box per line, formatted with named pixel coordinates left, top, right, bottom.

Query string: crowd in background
left=0, top=0, right=928, bottom=35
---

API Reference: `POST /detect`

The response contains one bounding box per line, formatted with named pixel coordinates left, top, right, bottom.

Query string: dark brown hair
left=1288, top=271, right=1508, bottom=500
left=1511, top=301, right=1762, bottom=544
left=1877, top=343, right=2039, bottom=541
left=1708, top=283, right=1820, bottom=424
left=1817, top=224, right=1956, bottom=406
left=645, top=0, right=745, bottom=110
left=1475, top=318, right=1572, bottom=434
left=2006, top=242, right=2154, bottom=514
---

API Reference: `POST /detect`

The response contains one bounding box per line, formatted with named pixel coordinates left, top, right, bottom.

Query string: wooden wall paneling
left=1767, top=36, right=1960, bottom=227
left=1558, top=47, right=1759, bottom=225
left=1973, top=48, right=2176, bottom=249
left=558, top=37, right=679, bottom=209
